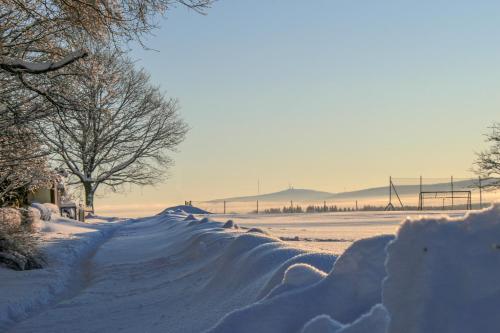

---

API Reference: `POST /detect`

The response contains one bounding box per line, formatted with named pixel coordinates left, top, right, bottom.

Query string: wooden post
left=418, top=176, right=422, bottom=210
left=355, top=200, right=358, bottom=211
left=451, top=176, right=454, bottom=210
left=256, top=200, right=259, bottom=214
left=479, top=176, right=483, bottom=209
left=223, top=201, right=226, bottom=214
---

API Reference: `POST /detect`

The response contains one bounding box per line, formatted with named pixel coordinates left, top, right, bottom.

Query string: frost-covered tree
left=0, top=127, right=55, bottom=206
left=0, top=0, right=212, bottom=75
left=0, top=0, right=212, bottom=129
left=475, top=123, right=500, bottom=188
left=40, top=50, right=188, bottom=212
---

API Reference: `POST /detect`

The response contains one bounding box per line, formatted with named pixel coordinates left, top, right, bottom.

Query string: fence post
left=451, top=176, right=454, bottom=210
left=479, top=177, right=482, bottom=209
left=256, top=200, right=259, bottom=214
left=223, top=201, right=226, bottom=214
left=418, top=175, right=422, bottom=210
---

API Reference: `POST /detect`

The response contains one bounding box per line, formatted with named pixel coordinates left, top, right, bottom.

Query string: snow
left=215, top=210, right=466, bottom=253
left=383, top=204, right=500, bottom=333
left=30, top=203, right=52, bottom=221
left=0, top=217, right=121, bottom=331
left=1, top=50, right=87, bottom=74
left=158, top=205, right=210, bottom=215
left=1, top=205, right=499, bottom=332
left=207, top=234, right=393, bottom=333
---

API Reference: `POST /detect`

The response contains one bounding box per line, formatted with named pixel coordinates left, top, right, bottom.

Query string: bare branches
left=475, top=123, right=500, bottom=188
left=39, top=49, right=187, bottom=211
left=0, top=127, right=54, bottom=206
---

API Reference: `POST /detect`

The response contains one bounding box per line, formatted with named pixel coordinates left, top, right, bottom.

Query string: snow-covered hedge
left=0, top=208, right=43, bottom=271
left=43, top=203, right=60, bottom=217
left=30, top=203, right=51, bottom=221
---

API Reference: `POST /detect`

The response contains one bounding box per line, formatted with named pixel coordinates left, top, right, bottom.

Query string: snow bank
left=208, top=205, right=500, bottom=333
left=158, top=205, right=210, bottom=215
left=4, top=205, right=500, bottom=332
left=0, top=217, right=122, bottom=330
left=30, top=203, right=51, bottom=221
left=384, top=204, right=500, bottom=333
left=43, top=203, right=60, bottom=217
left=206, top=235, right=393, bottom=333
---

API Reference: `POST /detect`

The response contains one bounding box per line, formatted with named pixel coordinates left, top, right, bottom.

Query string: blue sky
left=97, top=1, right=500, bottom=214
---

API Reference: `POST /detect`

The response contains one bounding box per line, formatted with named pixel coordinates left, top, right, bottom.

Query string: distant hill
left=209, top=188, right=334, bottom=203
left=330, top=179, right=489, bottom=199
left=208, top=179, right=492, bottom=203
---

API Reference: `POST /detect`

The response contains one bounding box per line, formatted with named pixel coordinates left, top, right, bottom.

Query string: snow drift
left=207, top=204, right=500, bottom=333
left=3, top=204, right=500, bottom=333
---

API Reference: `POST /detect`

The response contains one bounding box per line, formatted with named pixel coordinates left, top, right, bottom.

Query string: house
left=28, top=170, right=85, bottom=222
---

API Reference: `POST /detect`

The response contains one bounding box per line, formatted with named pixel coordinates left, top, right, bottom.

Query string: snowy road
left=6, top=213, right=336, bottom=333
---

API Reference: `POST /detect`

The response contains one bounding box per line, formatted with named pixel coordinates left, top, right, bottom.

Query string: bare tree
left=40, top=50, right=188, bottom=212
left=475, top=123, right=500, bottom=188
left=1, top=0, right=212, bottom=74
left=0, top=0, right=212, bottom=133
left=0, top=127, right=55, bottom=206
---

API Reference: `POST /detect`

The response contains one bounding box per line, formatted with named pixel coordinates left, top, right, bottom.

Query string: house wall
left=28, top=186, right=58, bottom=205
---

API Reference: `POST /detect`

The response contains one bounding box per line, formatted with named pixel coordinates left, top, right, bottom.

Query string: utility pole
left=389, top=176, right=392, bottom=206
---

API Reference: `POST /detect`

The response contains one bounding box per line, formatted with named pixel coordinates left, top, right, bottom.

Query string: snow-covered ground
left=214, top=211, right=466, bottom=253
left=1, top=206, right=499, bottom=332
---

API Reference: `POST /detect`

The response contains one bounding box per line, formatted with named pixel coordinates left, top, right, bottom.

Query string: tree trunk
left=83, top=182, right=95, bottom=214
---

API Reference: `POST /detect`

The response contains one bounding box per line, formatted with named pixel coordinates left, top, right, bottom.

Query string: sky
left=96, top=0, right=500, bottom=216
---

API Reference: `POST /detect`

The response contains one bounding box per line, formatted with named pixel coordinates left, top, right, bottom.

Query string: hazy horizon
left=96, top=0, right=499, bottom=215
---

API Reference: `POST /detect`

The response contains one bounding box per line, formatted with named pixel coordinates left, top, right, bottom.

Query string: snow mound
left=207, top=234, right=393, bottom=333
left=158, top=205, right=210, bottom=215
left=43, top=203, right=60, bottom=217
left=30, top=203, right=51, bottom=221
left=301, top=315, right=343, bottom=333
left=264, top=263, right=327, bottom=300
left=384, top=204, right=500, bottom=333
left=283, top=263, right=326, bottom=287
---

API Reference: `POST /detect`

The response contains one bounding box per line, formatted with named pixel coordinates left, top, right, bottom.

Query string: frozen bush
left=0, top=208, right=22, bottom=231
left=0, top=209, right=43, bottom=270
left=43, top=203, right=60, bottom=217
left=30, top=203, right=51, bottom=221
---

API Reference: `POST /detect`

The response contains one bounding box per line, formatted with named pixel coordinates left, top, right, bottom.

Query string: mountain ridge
left=208, top=179, right=490, bottom=203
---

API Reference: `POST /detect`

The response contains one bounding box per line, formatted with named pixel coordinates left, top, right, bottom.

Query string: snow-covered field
left=214, top=211, right=467, bottom=253
left=1, top=206, right=499, bottom=332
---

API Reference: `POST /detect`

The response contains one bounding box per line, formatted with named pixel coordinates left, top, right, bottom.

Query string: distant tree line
left=262, top=205, right=362, bottom=214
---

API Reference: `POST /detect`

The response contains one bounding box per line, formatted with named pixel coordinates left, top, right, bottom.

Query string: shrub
left=0, top=208, right=44, bottom=270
